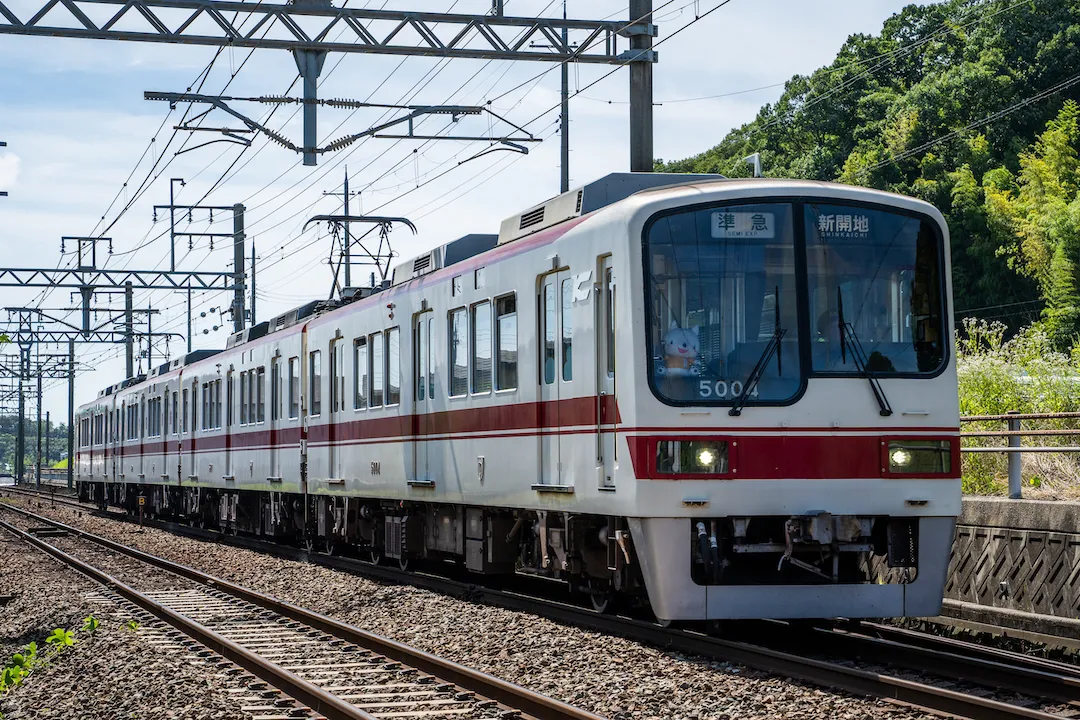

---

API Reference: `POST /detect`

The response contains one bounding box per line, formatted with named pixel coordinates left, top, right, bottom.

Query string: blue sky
left=0, top=0, right=919, bottom=417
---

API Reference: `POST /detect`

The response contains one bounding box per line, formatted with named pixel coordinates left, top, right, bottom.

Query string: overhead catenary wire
left=45, top=0, right=736, bottom=397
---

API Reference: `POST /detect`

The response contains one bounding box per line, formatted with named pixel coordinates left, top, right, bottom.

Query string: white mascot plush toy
left=657, top=324, right=700, bottom=376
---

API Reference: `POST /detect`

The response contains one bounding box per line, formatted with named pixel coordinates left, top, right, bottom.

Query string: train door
left=139, top=395, right=147, bottom=479
left=168, top=387, right=179, bottom=483
left=118, top=400, right=126, bottom=482
left=188, top=379, right=198, bottom=479
left=328, top=338, right=344, bottom=480
left=597, top=257, right=617, bottom=490
left=225, top=369, right=233, bottom=478
left=539, top=271, right=570, bottom=486
left=413, top=313, right=432, bottom=483
left=269, top=358, right=279, bottom=479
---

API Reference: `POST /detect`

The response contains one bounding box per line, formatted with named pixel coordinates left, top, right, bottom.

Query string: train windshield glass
left=646, top=203, right=803, bottom=405
left=805, top=203, right=945, bottom=375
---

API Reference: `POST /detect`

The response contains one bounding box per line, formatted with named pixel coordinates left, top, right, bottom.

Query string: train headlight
left=656, top=440, right=729, bottom=476
left=890, top=448, right=912, bottom=467
left=886, top=440, right=953, bottom=475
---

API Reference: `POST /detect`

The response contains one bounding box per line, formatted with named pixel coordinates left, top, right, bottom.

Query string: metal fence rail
left=960, top=411, right=1080, bottom=498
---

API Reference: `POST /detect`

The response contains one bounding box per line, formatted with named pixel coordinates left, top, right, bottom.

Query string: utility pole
left=67, top=338, right=74, bottom=490
left=15, top=344, right=26, bottom=483
left=560, top=0, right=570, bottom=193
left=187, top=288, right=192, bottom=353
left=124, top=280, right=134, bottom=378
left=35, top=365, right=41, bottom=489
left=146, top=308, right=153, bottom=370
left=233, top=204, right=246, bottom=333
left=344, top=171, right=350, bottom=288
left=250, top=240, right=256, bottom=326
left=628, top=0, right=654, bottom=173
left=15, top=377, right=23, bottom=482
left=322, top=168, right=359, bottom=291
left=44, top=410, right=50, bottom=477
left=167, top=178, right=185, bottom=271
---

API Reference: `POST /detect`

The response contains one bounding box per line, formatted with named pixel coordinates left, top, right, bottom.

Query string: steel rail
left=774, top=624, right=1080, bottom=705
left=855, top=621, right=1080, bottom=680
left=0, top=517, right=374, bottom=720
left=0, top=500, right=604, bottom=720
left=0, top=492, right=1065, bottom=720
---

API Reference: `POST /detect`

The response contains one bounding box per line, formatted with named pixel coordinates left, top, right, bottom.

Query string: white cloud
left=0, top=152, right=20, bottom=192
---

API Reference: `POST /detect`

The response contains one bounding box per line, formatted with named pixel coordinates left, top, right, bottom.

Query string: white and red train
left=76, top=173, right=961, bottom=620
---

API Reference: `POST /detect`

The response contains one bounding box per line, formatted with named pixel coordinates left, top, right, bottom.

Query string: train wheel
left=589, top=592, right=615, bottom=614
left=324, top=538, right=338, bottom=556
left=368, top=548, right=382, bottom=565
left=398, top=556, right=410, bottom=571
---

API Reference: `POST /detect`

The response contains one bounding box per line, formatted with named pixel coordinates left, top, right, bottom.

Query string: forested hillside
left=659, top=0, right=1080, bottom=345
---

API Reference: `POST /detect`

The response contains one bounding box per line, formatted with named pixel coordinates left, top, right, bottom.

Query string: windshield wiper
left=837, top=289, right=893, bottom=417
left=730, top=286, right=784, bottom=417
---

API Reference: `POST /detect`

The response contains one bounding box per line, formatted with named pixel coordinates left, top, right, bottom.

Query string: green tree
left=658, top=0, right=1080, bottom=331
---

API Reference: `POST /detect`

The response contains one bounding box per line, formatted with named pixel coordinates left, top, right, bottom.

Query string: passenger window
left=288, top=358, right=299, bottom=418
left=425, top=317, right=435, bottom=399
left=247, top=371, right=255, bottom=423
left=605, top=268, right=615, bottom=377
left=309, top=351, right=322, bottom=416
left=257, top=367, right=266, bottom=423
left=542, top=280, right=556, bottom=385
left=561, top=277, right=573, bottom=381
left=449, top=308, right=468, bottom=397
left=471, top=301, right=492, bottom=394
left=370, top=333, right=384, bottom=408
left=354, top=338, right=368, bottom=409
left=496, top=295, right=517, bottom=391
left=387, top=328, right=400, bottom=406
left=415, top=317, right=428, bottom=403
left=271, top=361, right=279, bottom=421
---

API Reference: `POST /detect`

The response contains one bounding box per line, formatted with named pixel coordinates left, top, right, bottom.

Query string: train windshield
left=645, top=199, right=947, bottom=406
left=805, top=202, right=945, bottom=375
left=646, top=202, right=802, bottom=405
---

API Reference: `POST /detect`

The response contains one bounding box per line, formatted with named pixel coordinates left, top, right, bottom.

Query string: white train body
left=77, top=174, right=961, bottom=620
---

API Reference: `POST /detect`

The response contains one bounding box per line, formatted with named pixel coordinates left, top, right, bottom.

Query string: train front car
left=620, top=180, right=959, bottom=621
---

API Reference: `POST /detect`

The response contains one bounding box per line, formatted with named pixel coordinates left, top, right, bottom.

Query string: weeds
left=0, top=616, right=98, bottom=697
left=958, top=318, right=1080, bottom=496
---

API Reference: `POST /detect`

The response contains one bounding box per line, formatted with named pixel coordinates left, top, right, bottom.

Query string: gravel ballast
left=1, top=497, right=935, bottom=720
left=0, top=510, right=281, bottom=720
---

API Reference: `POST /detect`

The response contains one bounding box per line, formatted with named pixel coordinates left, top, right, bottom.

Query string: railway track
left=0, top=499, right=603, bottom=720
left=3, top=487, right=1078, bottom=720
